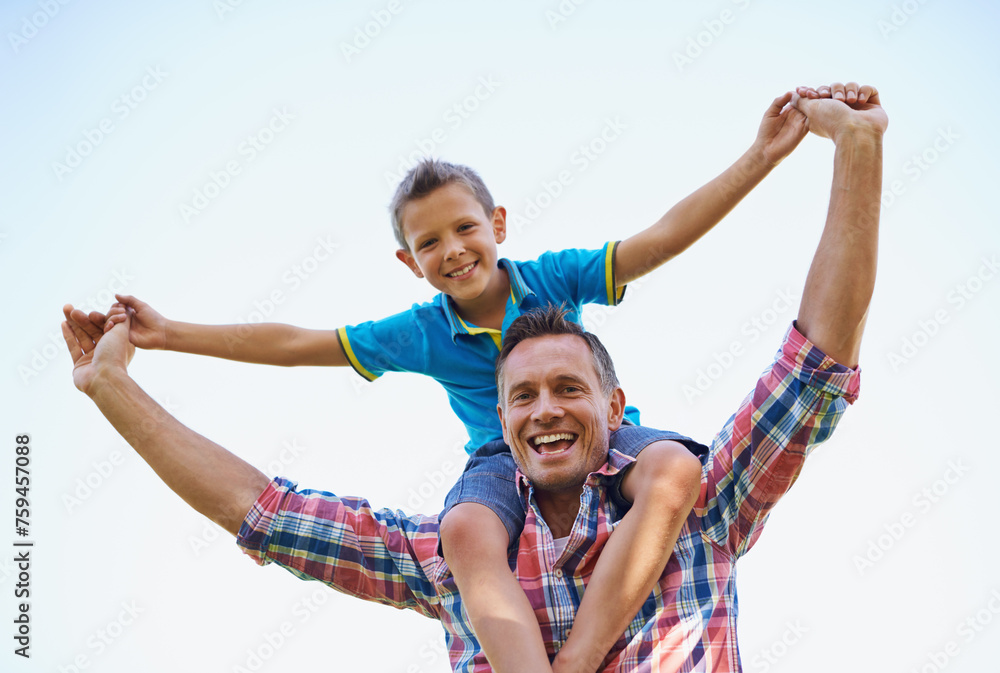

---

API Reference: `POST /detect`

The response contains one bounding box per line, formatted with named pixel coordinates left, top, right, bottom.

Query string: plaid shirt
left=237, top=324, right=860, bottom=672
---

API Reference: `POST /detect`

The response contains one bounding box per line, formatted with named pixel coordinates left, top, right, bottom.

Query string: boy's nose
left=443, top=236, right=466, bottom=260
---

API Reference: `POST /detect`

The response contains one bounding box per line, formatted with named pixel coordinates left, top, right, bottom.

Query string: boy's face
left=396, top=183, right=507, bottom=304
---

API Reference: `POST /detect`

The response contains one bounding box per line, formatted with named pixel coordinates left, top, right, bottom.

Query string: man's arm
left=72, top=294, right=349, bottom=367
left=615, top=92, right=809, bottom=285
left=63, top=309, right=442, bottom=615
left=698, top=82, right=885, bottom=554
left=792, top=82, right=887, bottom=366
left=63, top=309, right=271, bottom=533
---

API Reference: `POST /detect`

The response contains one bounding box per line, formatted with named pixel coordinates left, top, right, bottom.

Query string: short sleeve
left=338, top=305, right=432, bottom=381
left=520, top=242, right=624, bottom=309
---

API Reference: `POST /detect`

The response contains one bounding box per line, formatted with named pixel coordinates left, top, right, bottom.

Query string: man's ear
left=607, top=387, right=626, bottom=431
left=492, top=206, right=507, bottom=245
left=395, top=249, right=424, bottom=278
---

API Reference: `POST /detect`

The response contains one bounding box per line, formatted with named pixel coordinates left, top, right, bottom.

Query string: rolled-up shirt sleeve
left=237, top=477, right=443, bottom=619
left=698, top=323, right=861, bottom=557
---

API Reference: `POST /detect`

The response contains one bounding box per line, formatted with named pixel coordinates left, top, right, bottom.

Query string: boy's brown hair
left=389, top=159, right=496, bottom=250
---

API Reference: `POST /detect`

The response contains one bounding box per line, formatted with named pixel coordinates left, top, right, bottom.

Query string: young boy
left=78, top=90, right=808, bottom=673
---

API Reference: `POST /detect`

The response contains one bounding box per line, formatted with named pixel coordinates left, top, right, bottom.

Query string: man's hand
left=752, top=91, right=810, bottom=166
left=62, top=305, right=134, bottom=396
left=791, top=82, right=888, bottom=142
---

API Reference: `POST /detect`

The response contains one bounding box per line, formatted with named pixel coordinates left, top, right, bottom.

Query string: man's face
left=498, top=334, right=625, bottom=496
left=395, top=183, right=507, bottom=305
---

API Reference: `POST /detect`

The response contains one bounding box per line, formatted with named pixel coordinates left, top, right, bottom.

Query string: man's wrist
left=831, top=123, right=884, bottom=149
left=86, top=365, right=131, bottom=401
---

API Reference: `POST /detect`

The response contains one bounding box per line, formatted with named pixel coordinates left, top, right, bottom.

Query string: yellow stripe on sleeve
left=337, top=327, right=378, bottom=381
left=605, top=241, right=624, bottom=306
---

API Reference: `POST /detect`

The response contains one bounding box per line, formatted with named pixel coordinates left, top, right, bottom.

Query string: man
left=63, top=82, right=886, bottom=671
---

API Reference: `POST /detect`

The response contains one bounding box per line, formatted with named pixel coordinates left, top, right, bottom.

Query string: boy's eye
left=458, top=223, right=474, bottom=232
left=418, top=238, right=436, bottom=250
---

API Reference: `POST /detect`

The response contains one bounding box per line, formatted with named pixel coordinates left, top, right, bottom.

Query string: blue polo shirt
left=338, top=243, right=635, bottom=452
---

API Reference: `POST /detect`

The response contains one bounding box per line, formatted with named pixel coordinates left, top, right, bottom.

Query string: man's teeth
left=533, top=433, right=575, bottom=446
left=447, top=262, right=476, bottom=277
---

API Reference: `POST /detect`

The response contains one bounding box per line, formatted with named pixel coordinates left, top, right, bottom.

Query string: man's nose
left=531, top=389, right=564, bottom=423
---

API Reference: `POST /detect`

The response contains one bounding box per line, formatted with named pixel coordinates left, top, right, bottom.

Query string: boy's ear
left=395, top=249, right=424, bottom=278
left=491, top=206, right=507, bottom=244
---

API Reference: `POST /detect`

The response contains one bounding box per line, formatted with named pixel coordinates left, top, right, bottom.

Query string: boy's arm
left=615, top=92, right=809, bottom=285
left=73, top=294, right=349, bottom=367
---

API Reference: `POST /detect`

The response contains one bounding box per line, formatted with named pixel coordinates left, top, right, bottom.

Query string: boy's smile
left=396, top=183, right=509, bottom=320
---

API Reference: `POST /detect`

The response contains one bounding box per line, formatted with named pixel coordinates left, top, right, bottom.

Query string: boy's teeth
left=448, top=262, right=476, bottom=277
left=533, top=433, right=575, bottom=446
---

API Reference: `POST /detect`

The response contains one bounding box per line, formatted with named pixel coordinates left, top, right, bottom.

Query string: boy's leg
left=552, top=433, right=703, bottom=673
left=440, top=442, right=552, bottom=673
left=440, top=503, right=552, bottom=673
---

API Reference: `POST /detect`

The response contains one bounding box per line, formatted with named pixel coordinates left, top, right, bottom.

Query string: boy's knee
left=440, top=502, right=507, bottom=556
left=626, top=440, right=703, bottom=506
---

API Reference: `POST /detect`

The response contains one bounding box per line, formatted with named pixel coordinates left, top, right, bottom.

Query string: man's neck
left=535, top=488, right=583, bottom=539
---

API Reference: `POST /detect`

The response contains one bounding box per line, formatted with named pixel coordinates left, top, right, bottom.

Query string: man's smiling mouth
left=531, top=432, right=577, bottom=454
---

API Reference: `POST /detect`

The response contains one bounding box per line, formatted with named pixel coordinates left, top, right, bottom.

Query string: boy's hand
left=73, top=294, right=170, bottom=350
left=791, top=82, right=888, bottom=141
left=751, top=91, right=810, bottom=167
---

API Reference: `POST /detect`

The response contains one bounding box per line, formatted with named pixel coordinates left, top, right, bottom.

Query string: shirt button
left=554, top=569, right=564, bottom=578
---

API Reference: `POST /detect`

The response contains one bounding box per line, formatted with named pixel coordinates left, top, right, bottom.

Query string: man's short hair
left=389, top=159, right=496, bottom=250
left=495, top=305, right=620, bottom=406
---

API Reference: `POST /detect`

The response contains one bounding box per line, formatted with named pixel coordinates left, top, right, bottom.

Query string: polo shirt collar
left=441, top=258, right=536, bottom=342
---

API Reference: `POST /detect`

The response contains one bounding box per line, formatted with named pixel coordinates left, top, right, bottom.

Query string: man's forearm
left=87, top=371, right=270, bottom=534
left=797, top=129, right=883, bottom=367
left=616, top=147, right=773, bottom=285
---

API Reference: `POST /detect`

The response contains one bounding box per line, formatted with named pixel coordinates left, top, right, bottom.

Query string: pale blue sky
left=2, top=1, right=998, bottom=671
